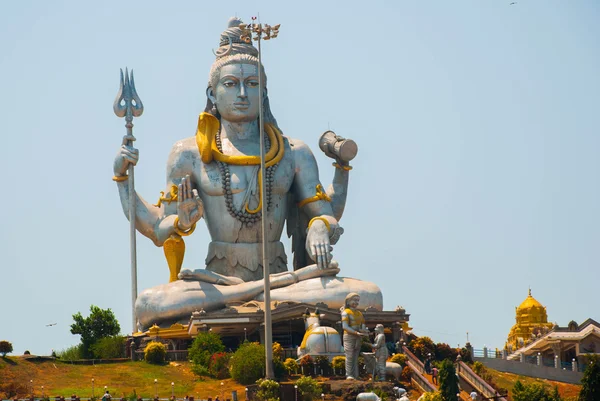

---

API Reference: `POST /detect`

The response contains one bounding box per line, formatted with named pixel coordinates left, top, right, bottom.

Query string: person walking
left=431, top=366, right=439, bottom=385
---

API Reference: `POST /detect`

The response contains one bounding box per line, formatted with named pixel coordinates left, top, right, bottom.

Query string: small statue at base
left=372, top=324, right=388, bottom=381
left=341, top=292, right=369, bottom=379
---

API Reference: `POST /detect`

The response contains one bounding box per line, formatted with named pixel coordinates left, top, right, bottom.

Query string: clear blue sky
left=1, top=0, right=598, bottom=356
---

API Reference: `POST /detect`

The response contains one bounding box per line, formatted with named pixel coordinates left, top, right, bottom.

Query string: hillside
left=484, top=366, right=581, bottom=399
left=0, top=357, right=246, bottom=400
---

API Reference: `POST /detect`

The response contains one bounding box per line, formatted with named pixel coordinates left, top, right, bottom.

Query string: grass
left=0, top=357, right=247, bottom=400
left=483, top=366, right=581, bottom=399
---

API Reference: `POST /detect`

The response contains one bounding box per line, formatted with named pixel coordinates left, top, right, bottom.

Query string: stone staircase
left=401, top=346, right=473, bottom=401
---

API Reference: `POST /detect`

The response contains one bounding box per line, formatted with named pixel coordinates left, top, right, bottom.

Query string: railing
left=133, top=350, right=189, bottom=362
left=456, top=361, right=507, bottom=401
left=401, top=346, right=426, bottom=374
left=408, top=361, right=437, bottom=393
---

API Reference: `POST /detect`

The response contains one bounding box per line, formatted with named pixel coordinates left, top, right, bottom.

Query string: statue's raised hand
left=113, top=144, right=139, bottom=176
left=306, top=219, right=333, bottom=269
left=176, top=175, right=204, bottom=230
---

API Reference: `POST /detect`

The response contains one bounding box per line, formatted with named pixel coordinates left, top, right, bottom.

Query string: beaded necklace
left=215, top=123, right=279, bottom=228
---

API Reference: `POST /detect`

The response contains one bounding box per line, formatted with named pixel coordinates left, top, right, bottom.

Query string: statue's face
left=348, top=296, right=360, bottom=309
left=213, top=63, right=261, bottom=123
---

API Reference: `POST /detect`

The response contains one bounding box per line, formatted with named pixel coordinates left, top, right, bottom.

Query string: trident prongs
left=113, top=68, right=144, bottom=137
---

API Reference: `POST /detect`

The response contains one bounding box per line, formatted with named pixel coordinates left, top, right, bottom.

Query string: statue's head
left=205, top=18, right=278, bottom=126
left=375, top=324, right=384, bottom=334
left=345, top=292, right=360, bottom=309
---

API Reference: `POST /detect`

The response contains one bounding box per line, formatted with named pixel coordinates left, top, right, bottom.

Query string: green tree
left=512, top=380, right=556, bottom=401
left=229, top=341, right=265, bottom=384
left=0, top=340, right=13, bottom=357
left=90, top=335, right=125, bottom=359
left=410, top=336, right=436, bottom=360
left=438, top=359, right=459, bottom=401
left=70, top=305, right=120, bottom=358
left=579, top=355, right=600, bottom=401
left=188, top=331, right=225, bottom=371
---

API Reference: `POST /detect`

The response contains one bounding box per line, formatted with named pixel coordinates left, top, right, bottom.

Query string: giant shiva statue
left=113, top=18, right=382, bottom=329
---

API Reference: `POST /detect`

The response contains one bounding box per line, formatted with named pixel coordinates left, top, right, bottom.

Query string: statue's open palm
left=177, top=175, right=203, bottom=230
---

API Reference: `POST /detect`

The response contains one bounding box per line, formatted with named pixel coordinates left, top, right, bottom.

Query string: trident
left=113, top=68, right=144, bottom=333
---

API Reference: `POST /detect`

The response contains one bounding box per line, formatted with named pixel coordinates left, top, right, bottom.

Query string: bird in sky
left=46, top=323, right=57, bottom=327
left=510, top=2, right=517, bottom=4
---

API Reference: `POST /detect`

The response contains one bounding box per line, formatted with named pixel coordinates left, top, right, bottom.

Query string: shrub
left=90, top=335, right=125, bottom=359
left=229, top=341, right=265, bottom=385
left=459, top=346, right=473, bottom=363
left=418, top=392, right=443, bottom=401
left=315, top=355, right=331, bottom=375
left=400, top=366, right=412, bottom=382
left=284, top=358, right=299, bottom=375
left=144, top=341, right=166, bottom=364
left=188, top=331, right=225, bottom=369
left=56, top=345, right=82, bottom=361
left=389, top=354, right=407, bottom=366
left=256, top=379, right=280, bottom=401
left=208, top=352, right=231, bottom=379
left=332, top=356, right=345, bottom=373
left=372, top=388, right=387, bottom=401
left=0, top=341, right=13, bottom=357
left=24, top=350, right=31, bottom=355
left=512, top=380, right=559, bottom=401
left=272, top=342, right=284, bottom=360
left=190, top=364, right=210, bottom=377
left=472, top=361, right=485, bottom=375
left=299, top=355, right=314, bottom=375
left=273, top=357, right=286, bottom=380
left=295, top=376, right=321, bottom=401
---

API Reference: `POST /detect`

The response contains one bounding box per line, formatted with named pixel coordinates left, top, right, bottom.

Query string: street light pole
left=171, top=382, right=174, bottom=399
left=154, top=379, right=158, bottom=399
left=240, top=16, right=280, bottom=380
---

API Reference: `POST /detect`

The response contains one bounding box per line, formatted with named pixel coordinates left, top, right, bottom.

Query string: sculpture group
left=113, top=17, right=382, bottom=329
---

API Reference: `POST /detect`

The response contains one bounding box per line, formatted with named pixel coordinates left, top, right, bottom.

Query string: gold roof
left=517, top=289, right=544, bottom=311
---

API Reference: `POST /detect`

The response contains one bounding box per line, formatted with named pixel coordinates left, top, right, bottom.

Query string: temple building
left=505, top=289, right=554, bottom=352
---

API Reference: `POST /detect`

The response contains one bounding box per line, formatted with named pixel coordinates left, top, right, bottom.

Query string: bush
left=295, top=376, right=321, bottom=401
left=513, top=380, right=560, bottom=401
left=389, top=354, right=407, bottom=366
left=229, top=342, right=265, bottom=385
left=24, top=350, right=31, bottom=355
left=299, top=355, right=314, bottom=375
left=208, top=352, right=231, bottom=379
left=56, top=345, right=82, bottom=361
left=418, top=392, right=443, bottom=401
left=144, top=341, right=167, bottom=364
left=272, top=342, right=284, bottom=360
left=400, top=366, right=412, bottom=382
left=332, top=356, right=345, bottom=373
left=90, top=335, right=125, bottom=359
left=284, top=358, right=299, bottom=375
left=188, top=331, right=225, bottom=369
left=372, top=388, right=387, bottom=401
left=256, top=379, right=280, bottom=401
left=273, top=357, right=286, bottom=380
left=315, top=355, right=331, bottom=375
left=472, top=361, right=485, bottom=375
left=0, top=341, right=13, bottom=357
left=190, top=364, right=210, bottom=377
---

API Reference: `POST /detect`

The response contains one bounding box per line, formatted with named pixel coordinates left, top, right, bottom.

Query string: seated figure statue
left=113, top=18, right=382, bottom=329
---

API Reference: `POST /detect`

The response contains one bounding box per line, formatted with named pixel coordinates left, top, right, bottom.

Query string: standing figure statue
left=372, top=324, right=388, bottom=381
left=112, top=17, right=382, bottom=329
left=341, top=292, right=369, bottom=380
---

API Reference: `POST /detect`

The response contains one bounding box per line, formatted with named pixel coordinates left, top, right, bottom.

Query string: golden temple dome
left=505, top=288, right=554, bottom=351
left=517, top=289, right=544, bottom=311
